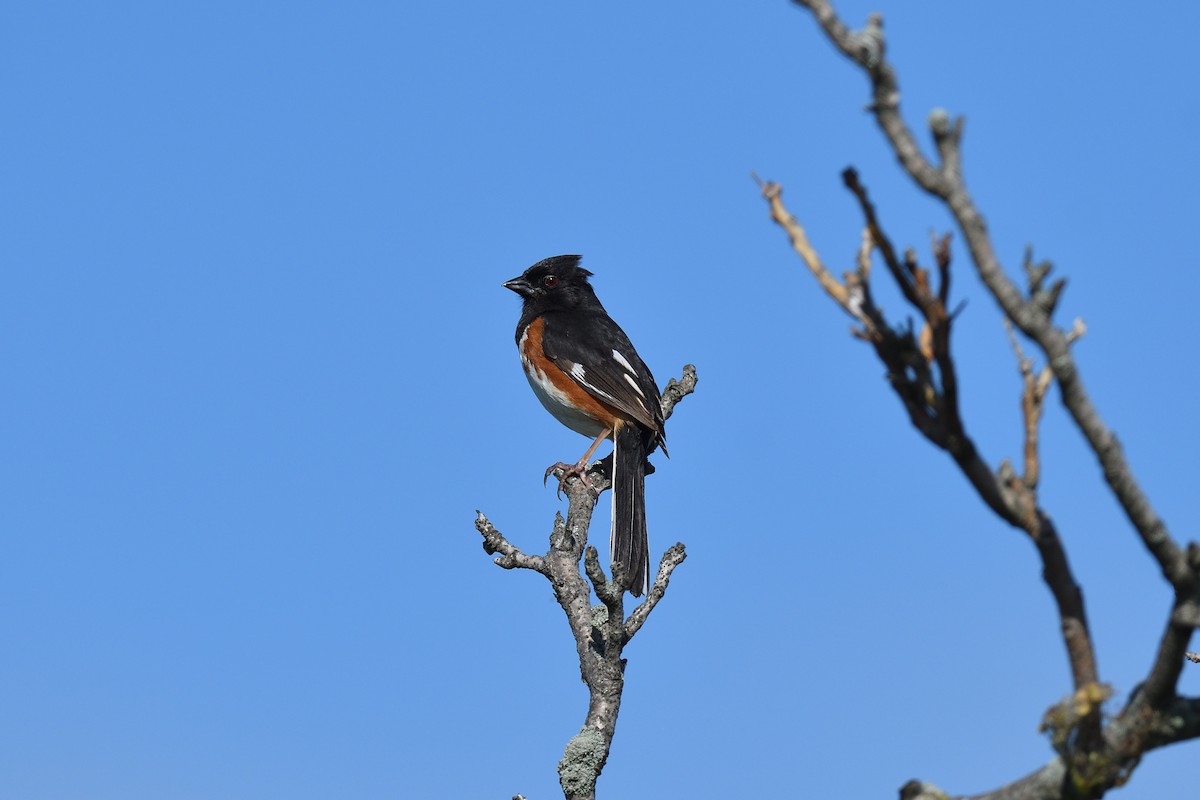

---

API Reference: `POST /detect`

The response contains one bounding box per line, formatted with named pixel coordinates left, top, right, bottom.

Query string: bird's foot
left=543, top=460, right=596, bottom=499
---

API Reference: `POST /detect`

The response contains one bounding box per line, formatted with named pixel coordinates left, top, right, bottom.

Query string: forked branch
left=758, top=177, right=1097, bottom=704
left=474, top=366, right=697, bottom=800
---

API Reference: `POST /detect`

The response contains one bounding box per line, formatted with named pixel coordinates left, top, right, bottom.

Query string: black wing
left=540, top=309, right=666, bottom=442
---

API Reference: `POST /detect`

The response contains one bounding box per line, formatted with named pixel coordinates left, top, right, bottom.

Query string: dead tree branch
left=759, top=176, right=1098, bottom=703
left=791, top=0, right=1192, bottom=590
left=763, top=4, right=1199, bottom=795
left=475, top=365, right=696, bottom=800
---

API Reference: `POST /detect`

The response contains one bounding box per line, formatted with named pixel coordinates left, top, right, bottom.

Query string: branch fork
left=474, top=366, right=697, bottom=800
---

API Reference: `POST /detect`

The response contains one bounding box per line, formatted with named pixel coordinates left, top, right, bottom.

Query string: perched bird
left=503, top=255, right=666, bottom=596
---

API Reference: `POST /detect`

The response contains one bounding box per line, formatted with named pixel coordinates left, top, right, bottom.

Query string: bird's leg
left=544, top=427, right=611, bottom=498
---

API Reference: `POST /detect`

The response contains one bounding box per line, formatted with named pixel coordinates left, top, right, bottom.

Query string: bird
left=503, top=255, right=666, bottom=596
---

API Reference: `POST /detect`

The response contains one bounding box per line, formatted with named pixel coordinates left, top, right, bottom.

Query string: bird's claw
left=543, top=460, right=596, bottom=499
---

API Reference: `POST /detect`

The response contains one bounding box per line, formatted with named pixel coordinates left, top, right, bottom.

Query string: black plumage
left=504, top=255, right=666, bottom=595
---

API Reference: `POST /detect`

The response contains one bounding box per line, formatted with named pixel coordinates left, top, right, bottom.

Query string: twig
left=755, top=176, right=859, bottom=320
left=661, top=364, right=699, bottom=421
left=1003, top=321, right=1050, bottom=491
left=475, top=511, right=547, bottom=573
left=842, top=167, right=919, bottom=308
left=625, top=543, right=688, bottom=641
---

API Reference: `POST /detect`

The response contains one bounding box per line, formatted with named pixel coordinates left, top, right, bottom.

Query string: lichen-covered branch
left=625, top=543, right=688, bottom=642
left=660, top=363, right=698, bottom=422
left=958, top=693, right=1200, bottom=800
left=475, top=512, right=548, bottom=573
left=474, top=366, right=697, bottom=800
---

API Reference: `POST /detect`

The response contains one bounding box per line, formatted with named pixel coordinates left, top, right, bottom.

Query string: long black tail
left=611, top=423, right=650, bottom=596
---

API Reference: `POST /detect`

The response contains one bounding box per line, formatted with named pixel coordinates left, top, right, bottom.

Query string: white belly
left=521, top=354, right=608, bottom=439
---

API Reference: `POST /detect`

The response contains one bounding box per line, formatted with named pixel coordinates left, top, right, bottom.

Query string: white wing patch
left=613, top=349, right=646, bottom=398
left=567, top=361, right=621, bottom=405
left=612, top=350, right=636, bottom=373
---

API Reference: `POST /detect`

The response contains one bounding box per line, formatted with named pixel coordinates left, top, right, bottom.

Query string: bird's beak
left=503, top=276, right=532, bottom=295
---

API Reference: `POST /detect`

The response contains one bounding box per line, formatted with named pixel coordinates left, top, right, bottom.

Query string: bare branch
left=660, top=363, right=698, bottom=421
left=584, top=545, right=623, bottom=609
left=782, top=1, right=1199, bottom=796
left=1003, top=321, right=1049, bottom=490
left=759, top=177, right=1100, bottom=699
left=855, top=227, right=874, bottom=278
left=794, top=0, right=1191, bottom=595
left=842, top=167, right=919, bottom=308
left=625, top=542, right=688, bottom=641
left=475, top=366, right=697, bottom=800
left=475, top=511, right=547, bottom=573
left=756, top=177, right=861, bottom=321
left=897, top=695, right=1200, bottom=800
left=928, top=108, right=964, bottom=184
left=791, top=1, right=951, bottom=196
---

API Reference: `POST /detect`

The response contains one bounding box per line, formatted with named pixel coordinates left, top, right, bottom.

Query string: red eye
left=543, top=275, right=558, bottom=288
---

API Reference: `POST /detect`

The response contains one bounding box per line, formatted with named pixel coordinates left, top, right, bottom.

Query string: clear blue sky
left=3, top=2, right=1197, bottom=797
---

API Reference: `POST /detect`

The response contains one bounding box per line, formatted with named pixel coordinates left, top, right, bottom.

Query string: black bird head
left=503, top=255, right=599, bottom=316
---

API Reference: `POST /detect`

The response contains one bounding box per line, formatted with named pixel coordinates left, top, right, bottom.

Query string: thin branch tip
left=623, top=543, right=688, bottom=642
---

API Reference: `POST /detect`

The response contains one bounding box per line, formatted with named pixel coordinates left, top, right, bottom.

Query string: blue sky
left=3, top=1, right=1197, bottom=797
